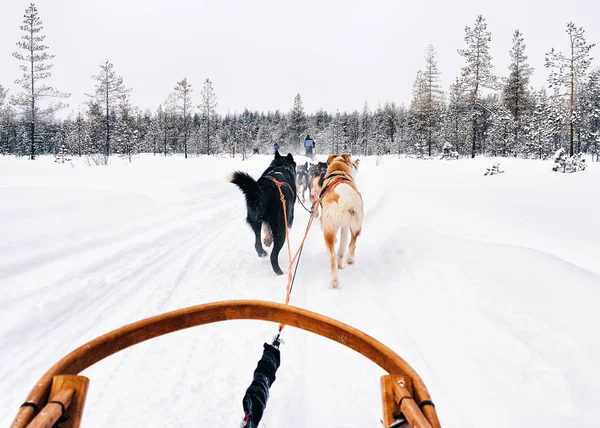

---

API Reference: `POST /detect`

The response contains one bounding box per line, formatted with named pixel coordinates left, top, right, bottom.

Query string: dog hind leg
left=324, top=227, right=339, bottom=287
left=269, top=226, right=286, bottom=275
left=249, top=219, right=267, bottom=258
left=337, top=226, right=349, bottom=269
left=347, top=228, right=361, bottom=265
left=262, top=222, right=273, bottom=247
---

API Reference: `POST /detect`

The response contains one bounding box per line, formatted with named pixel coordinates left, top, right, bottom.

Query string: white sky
left=1, top=0, right=598, bottom=118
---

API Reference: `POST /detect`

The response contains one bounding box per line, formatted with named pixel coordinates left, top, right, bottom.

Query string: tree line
left=0, top=5, right=599, bottom=162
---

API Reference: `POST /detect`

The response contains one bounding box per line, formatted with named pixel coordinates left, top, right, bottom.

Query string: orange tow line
left=271, top=176, right=344, bottom=333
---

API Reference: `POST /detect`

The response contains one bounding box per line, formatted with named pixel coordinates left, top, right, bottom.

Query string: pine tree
left=11, top=3, right=69, bottom=159
left=577, top=68, right=600, bottom=158
left=545, top=22, right=595, bottom=156
left=289, top=93, right=307, bottom=149
left=503, top=30, right=533, bottom=151
left=0, top=85, right=6, bottom=108
left=0, top=86, right=8, bottom=155
left=358, top=102, right=371, bottom=156
left=199, top=78, right=217, bottom=155
left=418, top=45, right=444, bottom=156
left=87, top=60, right=131, bottom=163
left=173, top=78, right=193, bottom=158
left=443, top=77, right=469, bottom=154
left=115, top=101, right=137, bottom=162
left=371, top=106, right=388, bottom=157
left=64, top=109, right=87, bottom=157
left=524, top=89, right=553, bottom=159
left=458, top=15, right=496, bottom=158
left=239, top=109, right=253, bottom=160
left=409, top=70, right=428, bottom=148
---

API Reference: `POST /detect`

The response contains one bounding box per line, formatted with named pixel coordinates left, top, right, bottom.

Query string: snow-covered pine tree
left=502, top=30, right=533, bottom=152
left=443, top=77, right=469, bottom=155
left=545, top=22, right=595, bottom=156
left=199, top=78, right=217, bottom=155
left=115, top=101, right=138, bottom=162
left=174, top=78, right=193, bottom=158
left=55, top=142, right=69, bottom=164
left=0, top=85, right=6, bottom=109
left=410, top=45, right=444, bottom=156
left=487, top=102, right=514, bottom=156
left=11, top=3, right=69, bottom=159
left=0, top=86, right=10, bottom=155
left=288, top=93, right=307, bottom=150
left=409, top=70, right=428, bottom=152
left=524, top=89, right=553, bottom=159
left=87, top=60, right=131, bottom=163
left=358, top=102, right=371, bottom=156
left=239, top=109, right=253, bottom=160
left=577, top=68, right=600, bottom=159
left=72, top=109, right=87, bottom=157
left=371, top=106, right=388, bottom=158
left=458, top=15, right=496, bottom=158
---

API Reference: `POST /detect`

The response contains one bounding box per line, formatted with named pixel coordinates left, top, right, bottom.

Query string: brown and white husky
left=319, top=154, right=363, bottom=288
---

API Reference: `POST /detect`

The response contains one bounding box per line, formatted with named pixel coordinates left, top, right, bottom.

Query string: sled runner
left=11, top=300, right=440, bottom=428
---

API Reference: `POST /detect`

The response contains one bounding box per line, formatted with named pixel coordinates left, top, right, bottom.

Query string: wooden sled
left=10, top=300, right=441, bottom=428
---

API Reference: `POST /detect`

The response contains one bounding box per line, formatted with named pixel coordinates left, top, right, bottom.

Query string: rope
left=271, top=176, right=345, bottom=333
left=296, top=196, right=313, bottom=214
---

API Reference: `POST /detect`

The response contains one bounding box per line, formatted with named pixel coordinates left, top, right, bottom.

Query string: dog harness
left=318, top=172, right=353, bottom=200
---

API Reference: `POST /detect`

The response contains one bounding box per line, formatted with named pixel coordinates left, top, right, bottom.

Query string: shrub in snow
left=552, top=148, right=586, bottom=173
left=440, top=141, right=459, bottom=160
left=55, top=144, right=71, bottom=164
left=484, top=163, right=504, bottom=176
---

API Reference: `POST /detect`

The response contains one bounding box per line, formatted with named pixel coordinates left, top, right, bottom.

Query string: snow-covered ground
left=1, top=153, right=599, bottom=427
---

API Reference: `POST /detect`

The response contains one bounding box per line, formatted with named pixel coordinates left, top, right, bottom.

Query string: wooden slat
left=47, top=375, right=89, bottom=428
left=11, top=300, right=440, bottom=427
left=393, top=381, right=433, bottom=428
left=26, top=388, right=74, bottom=428
left=381, top=374, right=413, bottom=426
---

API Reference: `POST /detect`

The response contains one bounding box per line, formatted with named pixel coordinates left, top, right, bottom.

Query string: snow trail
left=1, top=154, right=599, bottom=427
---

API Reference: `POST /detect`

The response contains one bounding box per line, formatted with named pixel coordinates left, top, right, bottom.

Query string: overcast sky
left=1, top=0, right=598, bottom=118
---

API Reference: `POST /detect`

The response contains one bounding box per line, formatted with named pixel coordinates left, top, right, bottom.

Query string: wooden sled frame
left=11, top=300, right=441, bottom=428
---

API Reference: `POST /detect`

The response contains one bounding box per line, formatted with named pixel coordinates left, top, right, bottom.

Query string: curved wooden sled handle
left=11, top=299, right=440, bottom=428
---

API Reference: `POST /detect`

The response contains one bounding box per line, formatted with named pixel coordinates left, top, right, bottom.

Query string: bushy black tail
left=231, top=171, right=264, bottom=221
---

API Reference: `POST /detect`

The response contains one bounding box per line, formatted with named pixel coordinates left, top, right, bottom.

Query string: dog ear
left=304, top=162, right=308, bottom=168
left=286, top=153, right=294, bottom=162
left=341, top=154, right=352, bottom=164
left=275, top=151, right=281, bottom=159
left=326, top=154, right=338, bottom=165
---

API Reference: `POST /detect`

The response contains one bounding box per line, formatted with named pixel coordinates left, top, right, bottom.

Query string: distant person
left=304, top=135, right=315, bottom=158
left=274, top=142, right=280, bottom=153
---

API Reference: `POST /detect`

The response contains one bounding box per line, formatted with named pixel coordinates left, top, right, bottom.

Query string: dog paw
left=347, top=255, right=355, bottom=265
left=263, top=236, right=273, bottom=247
left=257, top=249, right=268, bottom=258
left=331, top=278, right=339, bottom=288
left=273, top=267, right=284, bottom=276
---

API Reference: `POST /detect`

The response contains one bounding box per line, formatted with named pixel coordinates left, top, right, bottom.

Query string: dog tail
left=230, top=171, right=264, bottom=220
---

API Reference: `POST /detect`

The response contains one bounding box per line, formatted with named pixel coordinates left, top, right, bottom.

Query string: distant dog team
left=231, top=152, right=363, bottom=287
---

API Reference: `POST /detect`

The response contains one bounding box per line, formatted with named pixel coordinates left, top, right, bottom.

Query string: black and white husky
left=230, top=151, right=297, bottom=275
